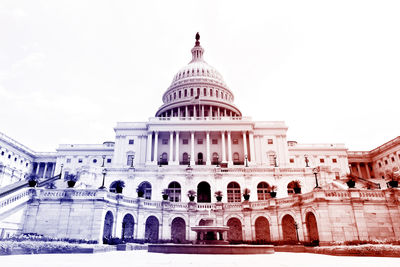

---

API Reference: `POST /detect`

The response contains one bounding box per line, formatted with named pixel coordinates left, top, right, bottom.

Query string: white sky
left=0, top=0, right=399, bottom=152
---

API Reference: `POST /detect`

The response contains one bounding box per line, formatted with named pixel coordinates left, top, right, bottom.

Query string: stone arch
left=145, top=216, right=159, bottom=243
left=305, top=212, right=319, bottom=245
left=103, top=211, right=114, bottom=244
left=171, top=217, right=186, bottom=243
left=255, top=216, right=271, bottom=243
left=121, top=213, right=134, bottom=240
left=197, top=181, right=211, bottom=203
left=227, top=217, right=243, bottom=242
left=287, top=180, right=301, bottom=195
left=138, top=181, right=152, bottom=199
left=282, top=214, right=297, bottom=243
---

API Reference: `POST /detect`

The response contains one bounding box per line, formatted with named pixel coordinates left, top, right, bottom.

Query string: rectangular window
left=320, top=158, right=325, bottom=163
left=162, top=139, right=168, bottom=145
left=66, top=158, right=71, bottom=163
left=127, top=155, right=134, bottom=166
left=184, top=89, right=187, bottom=97
left=233, top=139, right=238, bottom=145
left=179, top=91, right=181, bottom=98
left=268, top=139, right=273, bottom=144
left=182, top=139, right=188, bottom=145
left=210, top=89, right=213, bottom=96
left=332, top=158, right=337, bottom=163
left=385, top=160, right=388, bottom=165
left=290, top=158, right=294, bottom=163
left=129, top=139, right=134, bottom=145
left=191, top=88, right=193, bottom=96
left=212, top=139, right=218, bottom=145
left=107, top=158, right=112, bottom=163
left=78, top=158, right=83, bottom=163
left=378, top=162, right=382, bottom=168
left=335, top=172, right=340, bottom=179
left=392, top=157, right=395, bottom=162
left=174, top=92, right=176, bottom=99
left=197, top=139, right=203, bottom=145
left=204, top=88, right=207, bottom=96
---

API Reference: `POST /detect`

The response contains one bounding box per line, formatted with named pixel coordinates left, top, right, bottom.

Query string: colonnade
left=159, top=104, right=240, bottom=119
left=350, top=162, right=372, bottom=179
left=146, top=130, right=255, bottom=166
left=34, top=162, right=56, bottom=179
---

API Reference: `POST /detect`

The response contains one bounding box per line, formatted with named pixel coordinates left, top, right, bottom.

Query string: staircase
left=0, top=174, right=61, bottom=238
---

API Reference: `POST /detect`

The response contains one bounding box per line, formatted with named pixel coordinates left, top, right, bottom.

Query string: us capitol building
left=0, top=33, right=399, bottom=245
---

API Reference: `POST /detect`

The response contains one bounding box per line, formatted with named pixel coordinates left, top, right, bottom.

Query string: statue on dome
left=196, top=32, right=200, bottom=41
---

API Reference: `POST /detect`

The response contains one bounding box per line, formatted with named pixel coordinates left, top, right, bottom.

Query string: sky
left=0, top=0, right=399, bottom=152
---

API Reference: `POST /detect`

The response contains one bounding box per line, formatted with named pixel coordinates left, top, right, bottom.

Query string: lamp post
left=188, top=155, right=191, bottom=168
left=60, top=163, right=64, bottom=178
left=245, top=154, right=248, bottom=167
left=130, top=154, right=135, bottom=168
left=99, top=168, right=107, bottom=189
left=304, top=154, right=309, bottom=167
left=274, top=155, right=278, bottom=167
left=313, top=167, right=321, bottom=188
left=101, top=155, right=106, bottom=167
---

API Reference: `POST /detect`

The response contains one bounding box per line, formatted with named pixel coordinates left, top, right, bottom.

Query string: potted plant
left=346, top=174, right=356, bottom=188
left=65, top=173, right=78, bottom=188
left=114, top=180, right=125, bottom=194
left=387, top=171, right=399, bottom=188
left=136, top=187, right=144, bottom=198
left=293, top=180, right=302, bottom=194
left=243, top=188, right=251, bottom=201
left=187, top=190, right=196, bottom=202
left=162, top=189, right=169, bottom=200
left=26, top=174, right=39, bottom=187
left=214, top=190, right=223, bottom=202
left=269, top=185, right=277, bottom=198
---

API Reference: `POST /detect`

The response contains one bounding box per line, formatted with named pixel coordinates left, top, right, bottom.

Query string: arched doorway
left=227, top=182, right=241, bottom=202
left=257, top=182, right=271, bottom=200
left=197, top=152, right=203, bottom=165
left=145, top=216, right=159, bottom=243
left=138, top=181, right=152, bottom=199
left=182, top=152, right=189, bottom=165
left=287, top=180, right=301, bottom=195
left=212, top=152, right=219, bottom=165
left=255, top=216, right=271, bottom=243
left=282, top=214, right=297, bottom=243
left=197, top=181, right=211, bottom=203
left=103, top=211, right=113, bottom=244
left=171, top=217, right=186, bottom=243
left=233, top=152, right=240, bottom=165
left=121, top=214, right=134, bottom=240
left=168, top=181, right=181, bottom=202
left=227, top=218, right=242, bottom=242
left=306, top=212, right=319, bottom=245
left=161, top=153, right=168, bottom=165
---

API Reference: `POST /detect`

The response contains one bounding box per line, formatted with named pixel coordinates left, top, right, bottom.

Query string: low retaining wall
left=148, top=244, right=274, bottom=254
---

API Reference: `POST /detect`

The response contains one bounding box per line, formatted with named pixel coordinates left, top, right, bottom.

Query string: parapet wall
left=22, top=188, right=400, bottom=244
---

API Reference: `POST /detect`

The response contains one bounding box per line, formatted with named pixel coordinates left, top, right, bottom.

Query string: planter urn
left=67, top=181, right=76, bottom=188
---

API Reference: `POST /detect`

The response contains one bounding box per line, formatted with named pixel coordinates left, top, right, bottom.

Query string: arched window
left=168, top=182, right=181, bottom=202
left=227, top=182, right=241, bottom=202
left=212, top=152, right=219, bottom=165
left=233, top=152, right=240, bottom=165
left=160, top=152, right=168, bottom=165
left=182, top=152, right=189, bottom=165
left=203, top=88, right=207, bottom=96
left=216, top=90, right=219, bottom=98
left=184, top=89, right=187, bottom=97
left=287, top=180, right=301, bottom=195
left=257, top=182, right=271, bottom=200
left=139, top=182, right=152, bottom=199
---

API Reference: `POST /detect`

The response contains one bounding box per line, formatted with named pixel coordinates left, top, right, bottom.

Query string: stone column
left=178, top=107, right=181, bottom=118
left=153, top=131, right=159, bottom=164
left=190, top=132, right=195, bottom=165
left=221, top=131, right=226, bottom=162
left=365, top=163, right=371, bottom=179
left=169, top=131, right=174, bottom=164
left=242, top=131, right=248, bottom=162
left=224, top=109, right=227, bottom=116
left=206, top=131, right=211, bottom=165
left=249, top=132, right=255, bottom=163
left=42, top=163, right=48, bottom=179
left=194, top=105, right=197, bottom=118
left=35, top=163, right=40, bottom=175
left=175, top=131, right=180, bottom=164
left=146, top=132, right=152, bottom=163
left=185, top=106, right=188, bottom=118
left=201, top=105, right=204, bottom=118
left=217, top=107, right=220, bottom=118
left=227, top=131, right=233, bottom=166
left=209, top=106, right=212, bottom=118
left=357, top=163, right=362, bottom=178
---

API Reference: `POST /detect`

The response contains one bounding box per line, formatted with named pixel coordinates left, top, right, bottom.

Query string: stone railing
left=29, top=188, right=398, bottom=213
left=0, top=188, right=30, bottom=215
